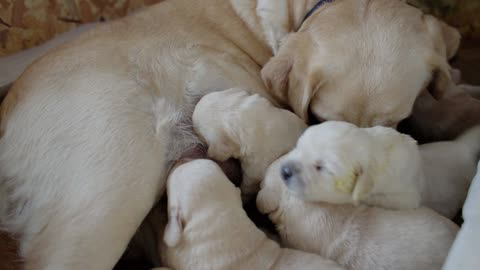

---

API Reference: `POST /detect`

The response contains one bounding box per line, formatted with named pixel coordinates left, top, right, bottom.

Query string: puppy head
left=163, top=159, right=241, bottom=247
left=279, top=121, right=418, bottom=204
left=262, top=0, right=460, bottom=127
left=193, top=89, right=246, bottom=161
left=256, top=157, right=290, bottom=215
left=279, top=121, right=370, bottom=203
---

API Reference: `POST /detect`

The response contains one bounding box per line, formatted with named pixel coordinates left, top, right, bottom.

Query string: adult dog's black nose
left=281, top=163, right=299, bottom=182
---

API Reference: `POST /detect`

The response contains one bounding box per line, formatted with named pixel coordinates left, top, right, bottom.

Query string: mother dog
left=0, top=0, right=459, bottom=269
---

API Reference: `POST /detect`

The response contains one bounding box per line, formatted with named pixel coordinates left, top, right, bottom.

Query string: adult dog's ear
left=424, top=15, right=461, bottom=60
left=163, top=206, right=184, bottom=247
left=423, top=16, right=460, bottom=100
left=261, top=52, right=320, bottom=121
left=261, top=54, right=293, bottom=107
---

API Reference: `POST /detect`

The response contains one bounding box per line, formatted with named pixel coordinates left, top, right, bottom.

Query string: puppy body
left=399, top=87, right=480, bottom=143
left=193, top=88, right=307, bottom=196
left=280, top=121, right=480, bottom=217
left=280, top=121, right=424, bottom=210
left=420, top=126, right=480, bottom=218
left=162, top=159, right=343, bottom=270
left=0, top=0, right=462, bottom=268
left=257, top=158, right=458, bottom=270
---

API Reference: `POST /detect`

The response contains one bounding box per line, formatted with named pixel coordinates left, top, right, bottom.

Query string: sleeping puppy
left=399, top=86, right=480, bottom=143
left=279, top=121, right=423, bottom=210
left=0, top=0, right=463, bottom=268
left=419, top=125, right=480, bottom=218
left=257, top=158, right=459, bottom=270
left=161, top=159, right=344, bottom=270
left=193, top=88, right=307, bottom=197
left=280, top=121, right=480, bottom=217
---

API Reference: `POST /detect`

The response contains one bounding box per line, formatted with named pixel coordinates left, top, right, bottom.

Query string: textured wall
left=0, top=0, right=479, bottom=56
left=0, top=0, right=162, bottom=56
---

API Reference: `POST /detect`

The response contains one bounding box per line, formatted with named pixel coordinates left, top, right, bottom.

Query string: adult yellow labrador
left=0, top=0, right=460, bottom=269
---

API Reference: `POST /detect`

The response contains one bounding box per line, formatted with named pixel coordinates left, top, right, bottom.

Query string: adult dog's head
left=261, top=0, right=460, bottom=127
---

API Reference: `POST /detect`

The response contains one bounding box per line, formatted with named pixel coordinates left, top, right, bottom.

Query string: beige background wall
left=0, top=0, right=479, bottom=56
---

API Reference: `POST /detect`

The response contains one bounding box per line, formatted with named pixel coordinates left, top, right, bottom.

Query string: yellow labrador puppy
left=193, top=88, right=306, bottom=197
left=279, top=121, right=423, bottom=210
left=257, top=158, right=459, bottom=270
left=280, top=121, right=480, bottom=217
left=399, top=86, right=480, bottom=143
left=161, top=159, right=344, bottom=270
left=0, top=0, right=461, bottom=268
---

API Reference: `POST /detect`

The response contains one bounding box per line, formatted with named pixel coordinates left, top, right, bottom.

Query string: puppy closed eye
left=314, top=163, right=323, bottom=171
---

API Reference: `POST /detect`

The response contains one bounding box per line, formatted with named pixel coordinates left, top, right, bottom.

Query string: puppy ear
left=163, top=206, right=183, bottom=247
left=352, top=166, right=372, bottom=203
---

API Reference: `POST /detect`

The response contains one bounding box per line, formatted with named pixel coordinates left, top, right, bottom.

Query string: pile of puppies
left=135, top=85, right=480, bottom=270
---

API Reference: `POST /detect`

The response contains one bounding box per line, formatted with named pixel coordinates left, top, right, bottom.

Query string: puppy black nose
left=281, top=163, right=299, bottom=182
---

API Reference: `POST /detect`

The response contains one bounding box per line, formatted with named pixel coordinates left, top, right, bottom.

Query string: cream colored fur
left=0, top=0, right=460, bottom=268
left=193, top=88, right=307, bottom=197
left=257, top=157, right=459, bottom=270
left=281, top=121, right=480, bottom=217
left=419, top=126, right=480, bottom=218
left=161, top=159, right=344, bottom=270
left=280, top=121, right=423, bottom=210
left=442, top=160, right=480, bottom=270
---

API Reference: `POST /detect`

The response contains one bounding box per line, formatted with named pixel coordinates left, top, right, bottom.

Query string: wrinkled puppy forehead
left=297, top=121, right=359, bottom=147
left=167, top=159, right=227, bottom=198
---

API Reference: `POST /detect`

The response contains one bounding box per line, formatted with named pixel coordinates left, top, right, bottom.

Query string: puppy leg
left=240, top=162, right=263, bottom=201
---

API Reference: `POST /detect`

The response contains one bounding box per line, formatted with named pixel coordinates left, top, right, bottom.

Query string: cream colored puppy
left=0, top=0, right=461, bottom=268
left=257, top=158, right=459, bottom=270
left=281, top=121, right=480, bottom=217
left=161, top=159, right=344, bottom=270
left=193, top=88, right=307, bottom=196
left=419, top=126, right=480, bottom=218
left=280, top=121, right=423, bottom=210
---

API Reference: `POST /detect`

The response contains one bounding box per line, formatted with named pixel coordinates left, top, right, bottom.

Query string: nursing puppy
left=161, top=159, right=344, bottom=270
left=193, top=88, right=307, bottom=196
left=0, top=0, right=462, bottom=268
left=419, top=125, right=480, bottom=218
left=280, top=121, right=423, bottom=210
left=399, top=86, right=480, bottom=143
left=280, top=121, right=480, bottom=217
left=257, top=158, right=459, bottom=270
